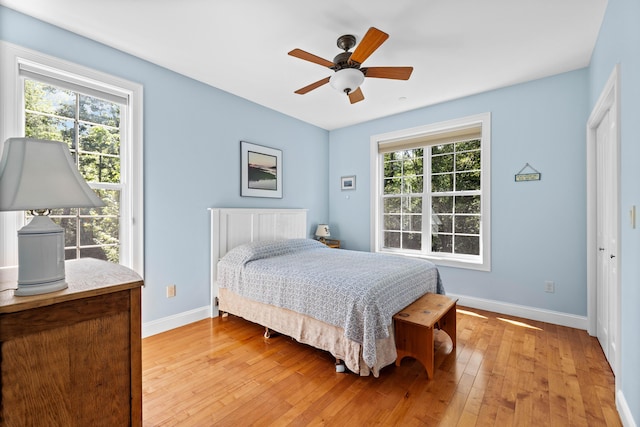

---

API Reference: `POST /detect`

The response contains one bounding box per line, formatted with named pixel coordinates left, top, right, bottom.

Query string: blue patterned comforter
left=217, top=238, right=444, bottom=368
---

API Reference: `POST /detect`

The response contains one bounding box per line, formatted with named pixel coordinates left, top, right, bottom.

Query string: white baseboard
left=617, top=389, right=637, bottom=427
left=448, top=293, right=588, bottom=330
left=143, top=295, right=588, bottom=338
left=142, top=305, right=210, bottom=338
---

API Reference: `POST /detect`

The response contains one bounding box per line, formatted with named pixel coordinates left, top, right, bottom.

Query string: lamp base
left=15, top=215, right=68, bottom=296
left=15, top=278, right=68, bottom=296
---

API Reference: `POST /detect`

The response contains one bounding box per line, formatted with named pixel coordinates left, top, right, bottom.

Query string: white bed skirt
left=218, top=288, right=397, bottom=377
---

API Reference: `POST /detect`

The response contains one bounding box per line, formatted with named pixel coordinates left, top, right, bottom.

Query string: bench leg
left=394, top=322, right=435, bottom=379
left=439, top=303, right=457, bottom=349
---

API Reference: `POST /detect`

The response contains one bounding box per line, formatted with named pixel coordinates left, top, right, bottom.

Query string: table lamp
left=0, top=137, right=105, bottom=296
left=315, top=224, right=330, bottom=243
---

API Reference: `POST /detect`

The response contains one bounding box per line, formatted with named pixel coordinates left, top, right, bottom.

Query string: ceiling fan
left=288, top=27, right=413, bottom=104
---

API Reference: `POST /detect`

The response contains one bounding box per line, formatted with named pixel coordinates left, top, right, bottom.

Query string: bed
left=209, top=208, right=444, bottom=377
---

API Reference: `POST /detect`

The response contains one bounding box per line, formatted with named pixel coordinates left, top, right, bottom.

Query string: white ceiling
left=1, top=0, right=607, bottom=130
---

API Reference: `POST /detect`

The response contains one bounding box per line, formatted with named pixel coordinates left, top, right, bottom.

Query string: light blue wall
left=329, top=70, right=589, bottom=316
left=589, top=0, right=640, bottom=423
left=0, top=6, right=330, bottom=324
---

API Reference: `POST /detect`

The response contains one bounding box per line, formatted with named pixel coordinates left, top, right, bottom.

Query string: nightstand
left=320, top=238, right=341, bottom=248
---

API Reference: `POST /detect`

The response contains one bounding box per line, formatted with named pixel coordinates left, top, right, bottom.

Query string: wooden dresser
left=0, top=258, right=143, bottom=426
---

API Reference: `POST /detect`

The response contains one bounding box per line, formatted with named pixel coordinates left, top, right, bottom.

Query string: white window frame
left=0, top=41, right=144, bottom=278
left=370, top=113, right=491, bottom=271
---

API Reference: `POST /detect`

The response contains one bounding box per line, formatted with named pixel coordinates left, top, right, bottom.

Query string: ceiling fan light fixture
left=330, top=68, right=364, bottom=94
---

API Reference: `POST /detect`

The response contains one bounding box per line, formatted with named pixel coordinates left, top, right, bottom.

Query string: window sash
left=371, top=113, right=491, bottom=271
left=381, top=142, right=482, bottom=259
left=19, top=62, right=129, bottom=105
left=0, top=41, right=144, bottom=278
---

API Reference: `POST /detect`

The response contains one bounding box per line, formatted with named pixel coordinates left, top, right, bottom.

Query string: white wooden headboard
left=208, top=208, right=308, bottom=316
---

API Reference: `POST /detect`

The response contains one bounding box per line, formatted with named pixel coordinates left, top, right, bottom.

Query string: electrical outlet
left=166, top=284, right=176, bottom=298
left=544, top=281, right=555, bottom=293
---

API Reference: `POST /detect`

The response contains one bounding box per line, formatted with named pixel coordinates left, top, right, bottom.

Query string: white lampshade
left=315, top=224, right=331, bottom=238
left=0, top=138, right=105, bottom=210
left=330, top=68, right=365, bottom=94
left=0, top=137, right=105, bottom=296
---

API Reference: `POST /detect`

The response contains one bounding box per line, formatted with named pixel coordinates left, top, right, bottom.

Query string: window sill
left=375, top=249, right=490, bottom=271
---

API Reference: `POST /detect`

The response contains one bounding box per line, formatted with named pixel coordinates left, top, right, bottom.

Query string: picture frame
left=341, top=175, right=356, bottom=191
left=241, top=141, right=282, bottom=198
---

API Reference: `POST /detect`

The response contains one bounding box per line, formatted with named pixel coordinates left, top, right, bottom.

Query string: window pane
left=403, top=232, right=421, bottom=250
left=432, top=234, right=452, bottom=253
left=456, top=171, right=481, bottom=191
left=25, top=113, right=75, bottom=148
left=80, top=123, right=120, bottom=156
left=432, top=154, right=454, bottom=173
left=455, top=235, right=480, bottom=255
left=383, top=197, right=402, bottom=213
left=65, top=248, right=77, bottom=260
left=455, top=215, right=480, bottom=234
left=383, top=152, right=399, bottom=162
left=432, top=173, right=453, bottom=192
left=79, top=153, right=120, bottom=183
left=455, top=195, right=481, bottom=214
left=80, top=247, right=111, bottom=261
left=402, top=157, right=423, bottom=175
left=384, top=177, right=402, bottom=194
left=403, top=175, right=423, bottom=193
left=402, top=214, right=422, bottom=232
left=432, top=196, right=453, bottom=213
left=51, top=216, right=77, bottom=247
left=433, top=213, right=452, bottom=233
left=432, top=144, right=453, bottom=155
left=404, top=197, right=422, bottom=214
left=25, top=80, right=74, bottom=117
left=455, top=150, right=480, bottom=171
left=79, top=94, right=120, bottom=127
left=384, top=231, right=400, bottom=248
left=384, top=214, right=401, bottom=230
left=457, top=139, right=481, bottom=151
left=80, top=217, right=119, bottom=245
left=80, top=189, right=120, bottom=215
left=384, top=160, right=402, bottom=176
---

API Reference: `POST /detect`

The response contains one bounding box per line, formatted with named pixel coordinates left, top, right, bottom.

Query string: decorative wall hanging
left=241, top=141, right=282, bottom=198
left=341, top=175, right=356, bottom=190
left=515, top=163, right=541, bottom=182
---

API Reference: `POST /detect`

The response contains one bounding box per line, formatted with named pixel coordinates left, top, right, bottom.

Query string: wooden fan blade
left=288, top=49, right=334, bottom=68
left=294, top=76, right=331, bottom=95
left=348, top=87, right=364, bottom=104
left=349, top=27, right=389, bottom=65
left=364, top=66, right=413, bottom=80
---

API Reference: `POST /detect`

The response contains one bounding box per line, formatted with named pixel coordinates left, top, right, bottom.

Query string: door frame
left=586, top=64, right=621, bottom=380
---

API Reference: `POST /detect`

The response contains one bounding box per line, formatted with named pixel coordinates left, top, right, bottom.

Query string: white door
left=595, top=106, right=618, bottom=373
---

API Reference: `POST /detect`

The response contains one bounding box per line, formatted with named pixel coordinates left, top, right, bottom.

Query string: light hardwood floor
left=142, top=307, right=621, bottom=426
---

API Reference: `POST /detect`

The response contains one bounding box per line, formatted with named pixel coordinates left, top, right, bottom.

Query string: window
left=0, top=42, right=144, bottom=276
left=370, top=113, right=491, bottom=270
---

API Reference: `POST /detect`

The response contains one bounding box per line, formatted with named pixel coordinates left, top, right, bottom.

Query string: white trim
left=369, top=112, right=491, bottom=271
left=0, top=41, right=144, bottom=278
left=142, top=305, right=210, bottom=338
left=616, top=389, right=638, bottom=427
left=586, top=64, right=621, bottom=380
left=448, top=293, right=588, bottom=330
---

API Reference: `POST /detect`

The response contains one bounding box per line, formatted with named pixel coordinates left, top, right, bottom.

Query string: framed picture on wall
left=241, top=141, right=282, bottom=198
left=341, top=175, right=356, bottom=190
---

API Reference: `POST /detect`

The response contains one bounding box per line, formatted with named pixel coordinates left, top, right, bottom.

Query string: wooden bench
left=393, top=293, right=458, bottom=378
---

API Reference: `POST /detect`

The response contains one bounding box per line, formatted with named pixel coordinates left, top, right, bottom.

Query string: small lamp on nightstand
left=0, top=137, right=105, bottom=296
left=315, top=224, right=330, bottom=243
